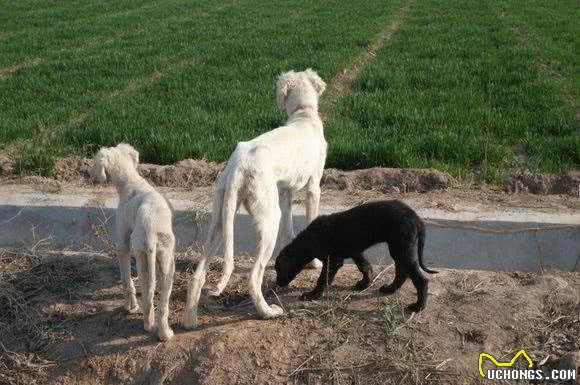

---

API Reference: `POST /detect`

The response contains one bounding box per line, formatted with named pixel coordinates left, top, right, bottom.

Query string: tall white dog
left=182, top=69, right=327, bottom=328
left=93, top=144, right=176, bottom=341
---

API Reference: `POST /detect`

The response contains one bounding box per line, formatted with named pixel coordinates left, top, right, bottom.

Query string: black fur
left=275, top=200, right=438, bottom=311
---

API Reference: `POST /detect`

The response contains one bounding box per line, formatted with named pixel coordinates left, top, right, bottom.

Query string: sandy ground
left=1, top=249, right=578, bottom=385
left=1, top=178, right=579, bottom=214
left=1, top=175, right=579, bottom=385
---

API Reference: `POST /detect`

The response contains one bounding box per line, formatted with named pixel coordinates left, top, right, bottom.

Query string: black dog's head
left=275, top=242, right=311, bottom=287
left=275, top=216, right=328, bottom=287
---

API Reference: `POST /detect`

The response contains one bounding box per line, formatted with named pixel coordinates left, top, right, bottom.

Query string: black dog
left=275, top=200, right=438, bottom=311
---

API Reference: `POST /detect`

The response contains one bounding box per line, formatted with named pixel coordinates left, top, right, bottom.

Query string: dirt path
left=1, top=250, right=578, bottom=385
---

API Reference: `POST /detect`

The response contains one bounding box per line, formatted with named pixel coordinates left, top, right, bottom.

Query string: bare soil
left=1, top=249, right=578, bottom=385
left=2, top=155, right=579, bottom=196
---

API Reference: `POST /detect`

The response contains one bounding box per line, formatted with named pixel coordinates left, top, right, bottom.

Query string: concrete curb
left=1, top=192, right=579, bottom=272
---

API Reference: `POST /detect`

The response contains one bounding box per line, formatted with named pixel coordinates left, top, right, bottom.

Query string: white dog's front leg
left=305, top=184, right=321, bottom=223
left=249, top=207, right=283, bottom=318
left=156, top=247, right=175, bottom=341
left=305, top=182, right=323, bottom=269
left=278, top=189, right=295, bottom=246
left=249, top=246, right=283, bottom=319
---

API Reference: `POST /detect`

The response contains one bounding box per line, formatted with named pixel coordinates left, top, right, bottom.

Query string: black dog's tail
left=418, top=220, right=438, bottom=274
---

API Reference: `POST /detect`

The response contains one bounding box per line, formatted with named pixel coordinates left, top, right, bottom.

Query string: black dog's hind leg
left=380, top=243, right=409, bottom=295
left=352, top=253, right=373, bottom=290
left=407, top=263, right=428, bottom=312
left=381, top=241, right=428, bottom=311
left=301, top=257, right=343, bottom=301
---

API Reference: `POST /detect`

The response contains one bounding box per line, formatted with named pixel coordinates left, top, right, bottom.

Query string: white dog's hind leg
left=156, top=246, right=175, bottom=341
left=305, top=181, right=323, bottom=269
left=131, top=231, right=157, bottom=334
left=117, top=240, right=139, bottom=313
left=182, top=254, right=209, bottom=329
left=181, top=233, right=220, bottom=329
left=136, top=243, right=156, bottom=333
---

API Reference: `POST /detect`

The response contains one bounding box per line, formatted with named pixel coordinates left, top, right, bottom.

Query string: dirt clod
left=52, top=158, right=225, bottom=188
left=5, top=154, right=579, bottom=196
left=321, top=167, right=453, bottom=193
left=0, top=154, right=13, bottom=176
left=139, top=159, right=224, bottom=188
left=505, top=171, right=580, bottom=196
left=50, top=156, right=457, bottom=193
left=53, top=157, right=94, bottom=183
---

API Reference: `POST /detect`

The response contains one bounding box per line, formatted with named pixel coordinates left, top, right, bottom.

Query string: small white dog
left=94, top=143, right=176, bottom=341
left=182, top=69, right=328, bottom=328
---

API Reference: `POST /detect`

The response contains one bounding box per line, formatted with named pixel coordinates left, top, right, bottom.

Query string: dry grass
left=0, top=344, right=55, bottom=385
left=0, top=250, right=60, bottom=385
left=0, top=247, right=113, bottom=385
left=0, top=250, right=61, bottom=352
left=532, top=284, right=579, bottom=371
left=86, top=207, right=116, bottom=256
left=287, top=294, right=453, bottom=385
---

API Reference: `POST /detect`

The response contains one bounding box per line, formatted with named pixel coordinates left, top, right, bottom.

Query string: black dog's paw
left=354, top=279, right=370, bottom=291
left=406, top=302, right=425, bottom=313
left=300, top=291, right=322, bottom=301
left=379, top=284, right=398, bottom=295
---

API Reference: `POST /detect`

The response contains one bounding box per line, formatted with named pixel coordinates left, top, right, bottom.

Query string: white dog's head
left=276, top=69, right=326, bottom=115
left=93, top=143, right=139, bottom=183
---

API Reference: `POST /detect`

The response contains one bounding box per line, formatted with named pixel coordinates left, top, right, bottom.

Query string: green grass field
left=0, top=0, right=578, bottom=181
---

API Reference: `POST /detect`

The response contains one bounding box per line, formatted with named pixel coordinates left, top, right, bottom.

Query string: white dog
left=93, top=143, right=176, bottom=341
left=182, top=69, right=327, bottom=328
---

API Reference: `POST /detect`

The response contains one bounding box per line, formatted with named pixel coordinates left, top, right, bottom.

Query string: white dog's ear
left=276, top=70, right=296, bottom=109
left=304, top=68, right=326, bottom=96
left=117, top=143, right=139, bottom=167
left=93, top=147, right=111, bottom=183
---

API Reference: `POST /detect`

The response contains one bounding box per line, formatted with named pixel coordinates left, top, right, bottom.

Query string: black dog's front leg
left=300, top=257, right=342, bottom=301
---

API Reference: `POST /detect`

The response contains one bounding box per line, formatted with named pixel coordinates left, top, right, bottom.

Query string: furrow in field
left=495, top=9, right=579, bottom=123
left=0, top=57, right=43, bottom=81
left=322, top=0, right=578, bottom=176
left=322, top=2, right=411, bottom=117
left=7, top=59, right=195, bottom=174
left=51, top=59, right=192, bottom=134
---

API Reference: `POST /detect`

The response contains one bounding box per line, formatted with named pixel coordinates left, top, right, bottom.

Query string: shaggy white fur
left=93, top=143, right=176, bottom=341
left=182, top=69, right=328, bottom=328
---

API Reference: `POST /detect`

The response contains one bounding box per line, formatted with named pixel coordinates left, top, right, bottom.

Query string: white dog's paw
left=263, top=304, right=284, bottom=319
left=158, top=327, right=174, bottom=342
left=305, top=259, right=323, bottom=269
left=144, top=320, right=156, bottom=333
left=124, top=295, right=140, bottom=313
left=181, top=311, right=198, bottom=330
left=125, top=303, right=140, bottom=314
left=207, top=288, right=223, bottom=297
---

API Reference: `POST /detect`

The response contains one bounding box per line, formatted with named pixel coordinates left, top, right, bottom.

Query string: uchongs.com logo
left=478, top=350, right=577, bottom=382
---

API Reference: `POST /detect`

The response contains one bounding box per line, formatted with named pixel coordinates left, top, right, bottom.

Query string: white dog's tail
left=204, top=185, right=225, bottom=253
left=204, top=160, right=242, bottom=296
